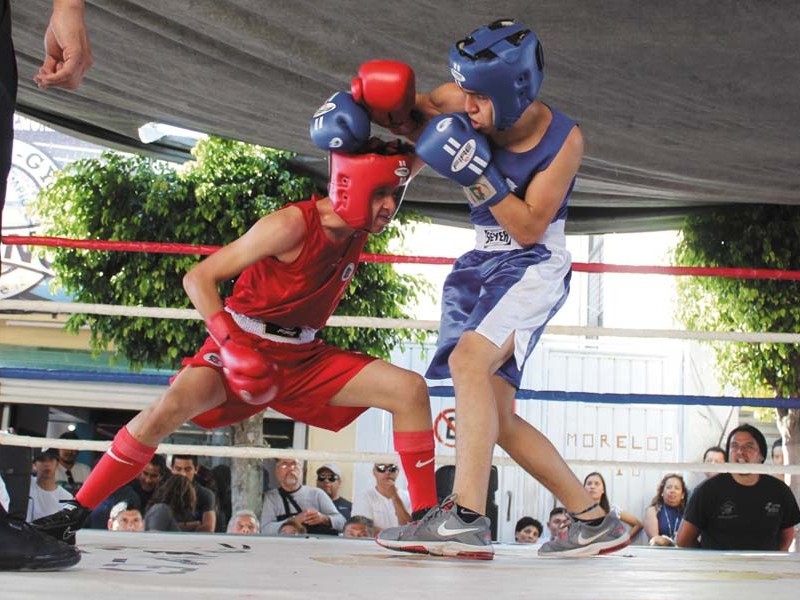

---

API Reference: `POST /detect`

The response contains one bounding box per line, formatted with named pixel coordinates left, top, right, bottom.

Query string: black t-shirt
left=684, top=473, right=800, bottom=550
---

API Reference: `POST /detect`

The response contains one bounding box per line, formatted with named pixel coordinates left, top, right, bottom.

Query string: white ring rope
left=2, top=433, right=798, bottom=475
left=2, top=299, right=800, bottom=343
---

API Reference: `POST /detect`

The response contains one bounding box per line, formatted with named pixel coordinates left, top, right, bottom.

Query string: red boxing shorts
left=179, top=336, right=376, bottom=432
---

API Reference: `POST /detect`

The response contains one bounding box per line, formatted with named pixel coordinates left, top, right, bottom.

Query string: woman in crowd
left=144, top=475, right=196, bottom=531
left=643, top=473, right=687, bottom=546
left=583, top=472, right=643, bottom=542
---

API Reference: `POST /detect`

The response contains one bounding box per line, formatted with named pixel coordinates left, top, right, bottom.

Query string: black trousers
left=0, top=0, right=26, bottom=520
left=0, top=0, right=16, bottom=224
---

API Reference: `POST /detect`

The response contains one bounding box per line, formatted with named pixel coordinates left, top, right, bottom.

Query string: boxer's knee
left=382, top=369, right=429, bottom=416
left=449, top=331, right=511, bottom=380
left=448, top=335, right=487, bottom=378
left=403, top=371, right=430, bottom=412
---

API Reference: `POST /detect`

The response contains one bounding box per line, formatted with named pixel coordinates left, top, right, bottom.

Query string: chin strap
left=568, top=502, right=601, bottom=521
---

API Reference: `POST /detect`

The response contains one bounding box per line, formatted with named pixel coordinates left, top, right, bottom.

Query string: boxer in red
left=34, top=97, right=438, bottom=543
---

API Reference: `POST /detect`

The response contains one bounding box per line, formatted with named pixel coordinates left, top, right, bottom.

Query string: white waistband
left=474, top=225, right=523, bottom=251
left=473, top=220, right=566, bottom=252
left=227, top=309, right=317, bottom=344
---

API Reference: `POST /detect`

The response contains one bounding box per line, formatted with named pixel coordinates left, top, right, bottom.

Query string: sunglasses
left=375, top=464, right=398, bottom=473
left=317, top=475, right=339, bottom=482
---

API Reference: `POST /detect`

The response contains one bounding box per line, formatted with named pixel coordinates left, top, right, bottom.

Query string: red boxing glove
left=206, top=311, right=280, bottom=406
left=351, top=60, right=418, bottom=133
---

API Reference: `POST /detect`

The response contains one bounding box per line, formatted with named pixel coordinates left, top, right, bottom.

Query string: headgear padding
left=328, top=140, right=413, bottom=229
left=449, top=19, right=544, bottom=130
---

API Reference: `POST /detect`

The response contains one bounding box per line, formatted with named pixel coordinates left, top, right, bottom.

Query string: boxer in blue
left=355, top=19, right=630, bottom=559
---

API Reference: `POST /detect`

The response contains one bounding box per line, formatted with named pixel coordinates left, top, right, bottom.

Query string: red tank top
left=225, top=200, right=367, bottom=330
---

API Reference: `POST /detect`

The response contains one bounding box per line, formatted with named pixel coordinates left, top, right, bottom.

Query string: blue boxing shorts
left=426, top=222, right=571, bottom=388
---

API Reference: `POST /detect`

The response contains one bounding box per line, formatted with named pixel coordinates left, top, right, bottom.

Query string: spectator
left=514, top=517, right=543, bottom=544
left=343, top=515, right=376, bottom=538
left=772, top=439, right=784, bottom=465
left=545, top=507, right=570, bottom=542
left=107, top=501, right=144, bottom=532
left=27, top=449, right=73, bottom=522
left=260, top=458, right=344, bottom=536
left=227, top=510, right=260, bottom=535
left=129, top=454, right=168, bottom=508
left=54, top=431, right=92, bottom=495
left=88, top=453, right=167, bottom=529
left=703, top=446, right=727, bottom=478
left=643, top=473, right=687, bottom=546
left=211, top=464, right=233, bottom=530
left=771, top=439, right=786, bottom=482
left=583, top=472, right=643, bottom=542
left=170, top=455, right=216, bottom=532
left=194, top=462, right=228, bottom=531
left=144, top=474, right=197, bottom=532
left=676, top=424, right=800, bottom=551
left=316, top=463, right=352, bottom=520
left=352, top=463, right=411, bottom=533
left=278, top=517, right=308, bottom=536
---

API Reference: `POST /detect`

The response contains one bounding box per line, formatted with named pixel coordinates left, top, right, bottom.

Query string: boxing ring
left=2, top=529, right=800, bottom=600
left=2, top=235, right=800, bottom=597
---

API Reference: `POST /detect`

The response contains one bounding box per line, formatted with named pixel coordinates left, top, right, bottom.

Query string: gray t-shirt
left=260, top=485, right=345, bottom=534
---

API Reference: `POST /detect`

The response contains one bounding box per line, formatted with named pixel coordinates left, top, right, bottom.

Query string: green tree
left=32, top=137, right=431, bottom=370
left=674, top=204, right=800, bottom=542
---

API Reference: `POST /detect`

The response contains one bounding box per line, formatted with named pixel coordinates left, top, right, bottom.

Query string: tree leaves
left=673, top=205, right=800, bottom=401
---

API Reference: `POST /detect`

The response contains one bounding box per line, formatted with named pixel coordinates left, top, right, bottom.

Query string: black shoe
left=0, top=513, right=81, bottom=571
left=32, top=500, right=91, bottom=545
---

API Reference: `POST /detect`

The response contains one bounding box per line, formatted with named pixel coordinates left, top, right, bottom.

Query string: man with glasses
left=260, top=458, right=344, bottom=536
left=676, top=424, right=800, bottom=550
left=352, top=463, right=411, bottom=533
left=316, top=464, right=351, bottom=520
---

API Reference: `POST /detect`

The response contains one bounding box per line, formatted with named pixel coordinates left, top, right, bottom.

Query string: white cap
left=316, top=463, right=342, bottom=479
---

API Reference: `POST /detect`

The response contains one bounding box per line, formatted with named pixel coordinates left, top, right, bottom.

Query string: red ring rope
left=3, top=235, right=800, bottom=280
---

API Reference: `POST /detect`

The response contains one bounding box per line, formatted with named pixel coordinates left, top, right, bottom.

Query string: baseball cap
left=109, top=501, right=142, bottom=521
left=316, top=463, right=342, bottom=479
left=33, top=448, right=60, bottom=462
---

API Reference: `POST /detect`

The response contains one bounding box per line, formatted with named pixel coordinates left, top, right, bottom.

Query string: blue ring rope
left=3, top=367, right=799, bottom=409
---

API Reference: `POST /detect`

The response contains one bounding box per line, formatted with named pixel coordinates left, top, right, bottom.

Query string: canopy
left=12, top=1, right=800, bottom=233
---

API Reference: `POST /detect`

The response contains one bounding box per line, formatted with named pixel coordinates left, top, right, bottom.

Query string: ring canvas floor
left=3, top=530, right=799, bottom=600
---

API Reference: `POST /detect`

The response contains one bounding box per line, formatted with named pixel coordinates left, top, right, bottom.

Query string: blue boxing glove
left=310, top=91, right=371, bottom=152
left=416, top=113, right=510, bottom=208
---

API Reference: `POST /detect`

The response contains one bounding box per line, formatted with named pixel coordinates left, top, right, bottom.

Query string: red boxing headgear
left=328, top=139, right=414, bottom=229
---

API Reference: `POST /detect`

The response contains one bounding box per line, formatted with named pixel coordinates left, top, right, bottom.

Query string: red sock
left=394, top=429, right=437, bottom=513
left=75, top=427, right=156, bottom=509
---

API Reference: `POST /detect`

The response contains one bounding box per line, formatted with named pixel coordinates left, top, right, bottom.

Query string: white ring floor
left=4, top=529, right=800, bottom=600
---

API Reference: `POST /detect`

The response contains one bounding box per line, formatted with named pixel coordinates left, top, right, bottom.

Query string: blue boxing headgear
left=449, top=19, right=544, bottom=130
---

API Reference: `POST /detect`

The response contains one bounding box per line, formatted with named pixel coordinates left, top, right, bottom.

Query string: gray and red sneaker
left=376, top=494, right=494, bottom=560
left=539, top=511, right=630, bottom=557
